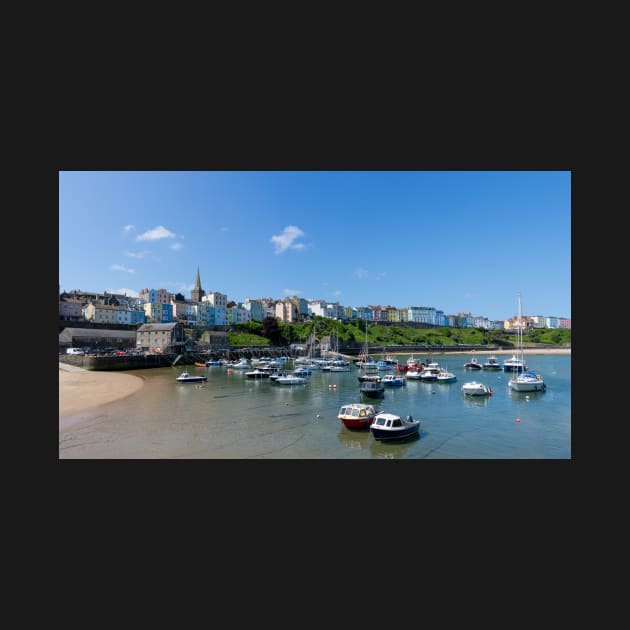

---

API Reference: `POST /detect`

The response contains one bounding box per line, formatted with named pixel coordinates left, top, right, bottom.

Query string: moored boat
left=357, top=371, right=381, bottom=383
left=464, top=357, right=482, bottom=370
left=360, top=379, right=385, bottom=398
left=509, top=370, right=546, bottom=392
left=381, top=373, right=406, bottom=387
left=369, top=412, right=420, bottom=441
left=461, top=381, right=492, bottom=396
left=508, top=294, right=546, bottom=392
left=337, top=403, right=378, bottom=430
left=175, top=371, right=207, bottom=383
left=245, top=368, right=270, bottom=378
left=503, top=354, right=526, bottom=372
left=275, top=374, right=308, bottom=385
left=482, top=355, right=501, bottom=370
left=436, top=368, right=457, bottom=383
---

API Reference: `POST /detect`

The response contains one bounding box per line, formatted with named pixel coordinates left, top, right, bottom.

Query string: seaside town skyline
left=59, top=171, right=571, bottom=321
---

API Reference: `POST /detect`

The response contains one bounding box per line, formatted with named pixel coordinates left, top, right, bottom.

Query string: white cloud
left=333, top=290, right=342, bottom=297
left=375, top=272, right=387, bottom=281
left=111, top=264, right=135, bottom=273
left=283, top=288, right=301, bottom=296
left=126, top=251, right=149, bottom=259
left=136, top=225, right=176, bottom=241
left=123, top=225, right=135, bottom=233
left=108, top=288, right=139, bottom=297
left=170, top=242, right=183, bottom=251
left=270, top=225, right=305, bottom=254
left=220, top=226, right=229, bottom=232
left=353, top=267, right=368, bottom=279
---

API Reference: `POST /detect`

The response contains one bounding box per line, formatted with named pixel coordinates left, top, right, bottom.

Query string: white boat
left=482, top=355, right=501, bottom=370
left=274, top=374, right=308, bottom=385
left=461, top=381, right=492, bottom=396
left=356, top=321, right=377, bottom=370
left=229, top=358, right=251, bottom=370
left=509, top=370, right=546, bottom=392
left=405, top=368, right=423, bottom=380
left=509, top=294, right=545, bottom=392
left=245, top=368, right=270, bottom=378
left=436, top=368, right=457, bottom=383
left=175, top=371, right=207, bottom=383
left=419, top=363, right=441, bottom=381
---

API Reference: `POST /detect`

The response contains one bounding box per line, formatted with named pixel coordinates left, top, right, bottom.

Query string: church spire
left=191, top=266, right=204, bottom=302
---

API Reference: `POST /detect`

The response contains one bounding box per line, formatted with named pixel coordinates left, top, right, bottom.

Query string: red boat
left=194, top=361, right=207, bottom=368
left=337, top=403, right=378, bottom=430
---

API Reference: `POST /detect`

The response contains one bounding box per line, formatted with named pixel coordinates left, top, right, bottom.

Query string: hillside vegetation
left=227, top=317, right=571, bottom=348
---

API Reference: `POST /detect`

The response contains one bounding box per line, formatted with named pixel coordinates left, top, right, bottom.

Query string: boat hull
left=508, top=375, right=546, bottom=392
left=361, top=390, right=384, bottom=398
left=370, top=425, right=419, bottom=441
left=341, top=418, right=374, bottom=430
left=461, top=383, right=491, bottom=396
left=176, top=376, right=207, bottom=383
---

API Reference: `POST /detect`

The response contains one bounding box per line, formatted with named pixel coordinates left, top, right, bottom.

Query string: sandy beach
left=59, top=363, right=145, bottom=431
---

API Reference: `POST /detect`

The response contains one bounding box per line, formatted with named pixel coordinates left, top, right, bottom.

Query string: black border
left=52, top=104, right=576, bottom=530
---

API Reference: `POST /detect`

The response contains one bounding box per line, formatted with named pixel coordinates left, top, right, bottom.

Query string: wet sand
left=59, top=364, right=145, bottom=431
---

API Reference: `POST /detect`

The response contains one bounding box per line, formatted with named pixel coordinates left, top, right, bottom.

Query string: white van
left=66, top=348, right=85, bottom=355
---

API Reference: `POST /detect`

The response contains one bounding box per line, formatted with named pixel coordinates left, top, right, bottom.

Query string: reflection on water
left=337, top=426, right=371, bottom=450
left=59, top=354, right=571, bottom=459
left=462, top=395, right=490, bottom=408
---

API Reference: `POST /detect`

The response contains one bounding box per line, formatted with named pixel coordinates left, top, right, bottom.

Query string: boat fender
left=488, top=387, right=493, bottom=394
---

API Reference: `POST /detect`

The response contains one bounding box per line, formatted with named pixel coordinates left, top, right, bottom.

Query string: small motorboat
left=245, top=368, right=270, bottom=378
left=464, top=357, right=482, bottom=370
left=337, top=403, right=378, bottom=430
left=357, top=372, right=381, bottom=383
left=461, top=381, right=492, bottom=396
left=482, top=355, right=501, bottom=370
left=275, top=374, right=308, bottom=385
left=176, top=371, right=207, bottom=383
left=436, top=369, right=457, bottom=383
left=370, top=412, right=420, bottom=441
left=381, top=374, right=406, bottom=387
left=194, top=361, right=208, bottom=368
left=360, top=380, right=385, bottom=398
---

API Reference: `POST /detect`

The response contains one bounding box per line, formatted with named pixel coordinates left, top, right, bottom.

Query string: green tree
left=261, top=316, right=282, bottom=344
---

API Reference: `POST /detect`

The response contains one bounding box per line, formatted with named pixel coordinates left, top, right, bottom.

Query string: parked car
left=66, top=347, right=85, bottom=355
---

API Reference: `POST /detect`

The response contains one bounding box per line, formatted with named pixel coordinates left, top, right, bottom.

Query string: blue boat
left=381, top=374, right=406, bottom=387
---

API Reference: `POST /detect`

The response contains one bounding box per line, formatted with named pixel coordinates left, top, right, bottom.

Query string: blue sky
left=59, top=171, right=571, bottom=321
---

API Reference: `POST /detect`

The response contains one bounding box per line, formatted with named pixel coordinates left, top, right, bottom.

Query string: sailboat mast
left=518, top=293, right=523, bottom=364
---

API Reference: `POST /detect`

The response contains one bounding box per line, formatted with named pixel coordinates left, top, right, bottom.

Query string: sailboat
left=356, top=320, right=377, bottom=370
left=508, top=294, right=546, bottom=392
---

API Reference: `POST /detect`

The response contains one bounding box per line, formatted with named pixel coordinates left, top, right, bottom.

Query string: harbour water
left=59, top=354, right=571, bottom=459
